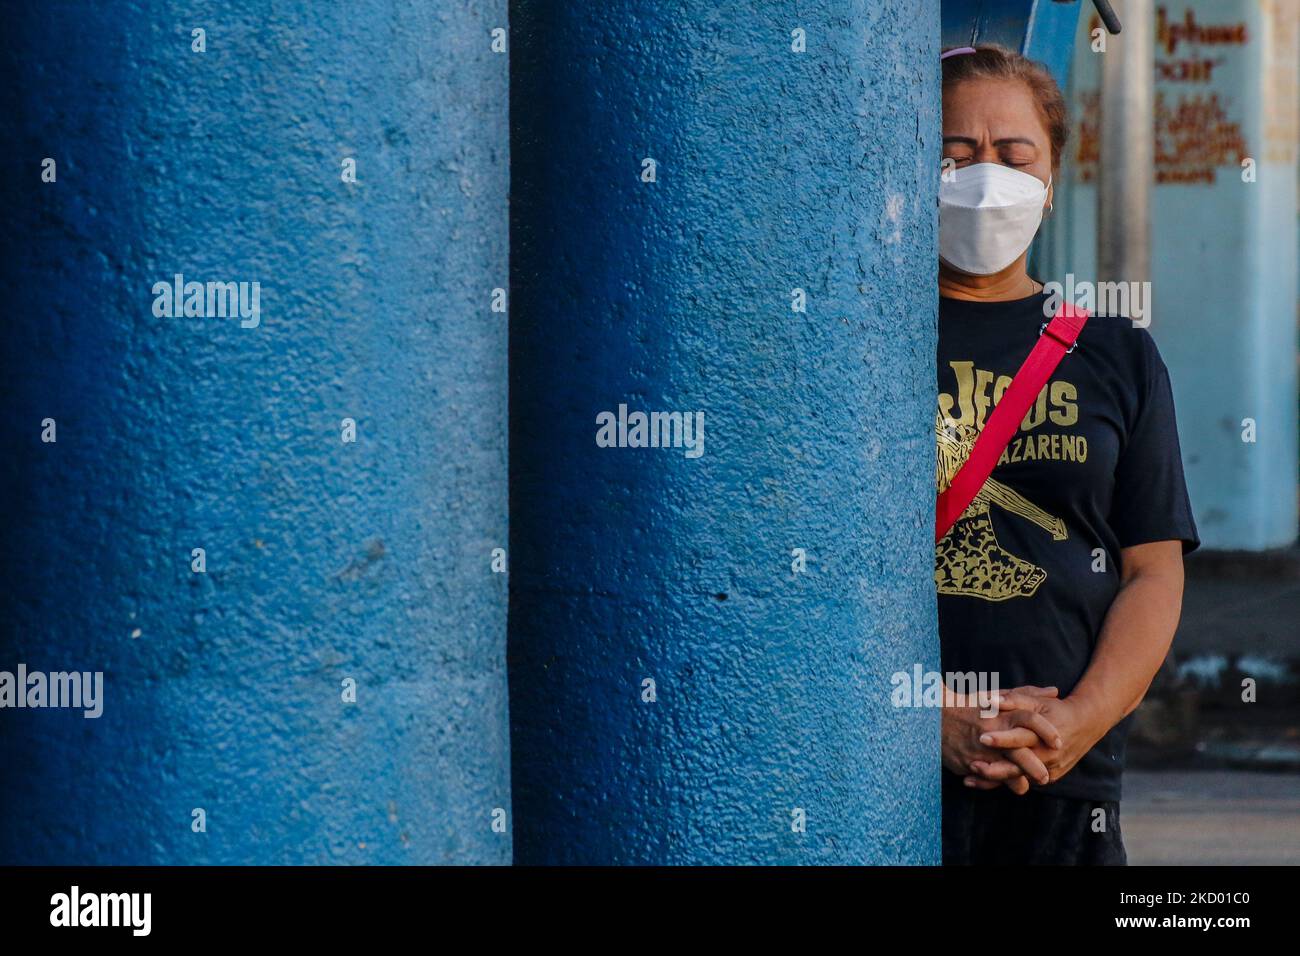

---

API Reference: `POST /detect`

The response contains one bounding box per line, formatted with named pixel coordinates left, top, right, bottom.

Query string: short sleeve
left=1108, top=341, right=1200, bottom=554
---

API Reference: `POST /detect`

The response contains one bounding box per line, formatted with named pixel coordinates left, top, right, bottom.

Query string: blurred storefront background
left=1068, top=0, right=1299, bottom=860
left=948, top=0, right=1300, bottom=862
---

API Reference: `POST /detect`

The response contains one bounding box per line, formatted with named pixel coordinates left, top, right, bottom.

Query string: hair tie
left=941, top=46, right=977, bottom=60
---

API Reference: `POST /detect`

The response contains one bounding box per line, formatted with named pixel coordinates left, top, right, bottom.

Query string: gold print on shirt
left=934, top=409, right=1069, bottom=602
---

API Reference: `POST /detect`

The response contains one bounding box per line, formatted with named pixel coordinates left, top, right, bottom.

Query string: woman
left=935, top=45, right=1199, bottom=865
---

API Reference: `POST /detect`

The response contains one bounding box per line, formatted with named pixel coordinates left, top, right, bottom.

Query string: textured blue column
left=509, top=2, right=941, bottom=864
left=0, top=1, right=510, bottom=863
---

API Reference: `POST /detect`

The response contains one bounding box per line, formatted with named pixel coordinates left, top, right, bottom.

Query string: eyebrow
left=942, top=136, right=1040, bottom=148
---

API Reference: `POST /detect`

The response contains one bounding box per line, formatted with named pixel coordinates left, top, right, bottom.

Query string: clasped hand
left=941, top=684, right=1104, bottom=794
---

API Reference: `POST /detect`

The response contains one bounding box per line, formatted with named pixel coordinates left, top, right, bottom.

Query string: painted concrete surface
left=0, top=1, right=511, bottom=864
left=507, top=1, right=943, bottom=864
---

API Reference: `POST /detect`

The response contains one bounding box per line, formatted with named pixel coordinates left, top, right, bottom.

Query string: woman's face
left=942, top=77, right=1054, bottom=203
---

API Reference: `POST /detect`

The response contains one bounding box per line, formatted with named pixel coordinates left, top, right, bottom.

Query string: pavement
left=1121, top=548, right=1300, bottom=864
left=1123, top=770, right=1300, bottom=865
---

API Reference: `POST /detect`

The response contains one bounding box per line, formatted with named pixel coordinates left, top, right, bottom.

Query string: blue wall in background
left=1039, top=1, right=1300, bottom=550
left=0, top=1, right=511, bottom=863
left=942, top=0, right=1085, bottom=89
left=508, top=0, right=943, bottom=864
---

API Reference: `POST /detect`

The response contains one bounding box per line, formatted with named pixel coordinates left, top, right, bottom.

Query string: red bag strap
left=935, top=304, right=1089, bottom=543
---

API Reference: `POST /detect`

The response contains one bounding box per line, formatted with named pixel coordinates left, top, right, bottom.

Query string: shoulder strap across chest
left=935, top=303, right=1090, bottom=543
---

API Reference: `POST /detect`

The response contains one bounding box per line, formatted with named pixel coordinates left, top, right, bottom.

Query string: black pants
left=942, top=771, right=1127, bottom=866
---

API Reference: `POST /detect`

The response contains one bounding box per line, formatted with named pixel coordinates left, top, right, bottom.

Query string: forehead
left=942, top=77, right=1048, bottom=141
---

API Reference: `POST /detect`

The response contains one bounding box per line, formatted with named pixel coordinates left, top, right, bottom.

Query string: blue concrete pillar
left=0, top=1, right=510, bottom=863
left=509, top=2, right=942, bottom=864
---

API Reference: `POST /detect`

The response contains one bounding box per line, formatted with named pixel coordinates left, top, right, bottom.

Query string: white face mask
left=939, top=162, right=1051, bottom=276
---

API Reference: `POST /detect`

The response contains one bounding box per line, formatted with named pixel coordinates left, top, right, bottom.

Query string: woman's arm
left=968, top=539, right=1185, bottom=787
left=1070, top=539, right=1185, bottom=726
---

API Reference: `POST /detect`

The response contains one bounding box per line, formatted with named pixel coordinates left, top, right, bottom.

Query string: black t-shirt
left=936, top=290, right=1199, bottom=802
